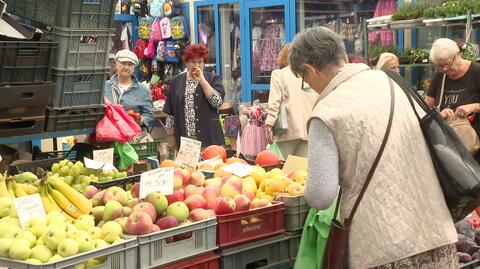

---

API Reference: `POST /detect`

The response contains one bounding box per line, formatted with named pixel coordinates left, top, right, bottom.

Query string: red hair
left=182, top=44, right=208, bottom=63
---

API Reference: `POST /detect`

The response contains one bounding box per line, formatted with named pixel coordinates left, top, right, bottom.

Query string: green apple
left=9, top=238, right=31, bottom=260
left=25, top=258, right=42, bottom=264
left=75, top=215, right=95, bottom=231
left=1, top=216, right=21, bottom=227
left=47, top=212, right=67, bottom=227
left=30, top=245, right=53, bottom=263
left=0, top=197, right=13, bottom=218
left=113, top=238, right=125, bottom=244
left=0, top=238, right=13, bottom=257
left=16, top=231, right=37, bottom=247
left=93, top=239, right=109, bottom=249
left=86, top=258, right=102, bottom=268
left=57, top=238, right=79, bottom=257
left=76, top=234, right=95, bottom=253
left=36, top=237, right=44, bottom=246
left=9, top=204, right=17, bottom=218
left=42, top=224, right=66, bottom=251
left=0, top=225, right=23, bottom=238
left=65, top=224, right=81, bottom=239
left=87, top=227, right=102, bottom=240
left=26, top=217, right=48, bottom=239
left=48, top=254, right=63, bottom=262
left=100, top=221, right=122, bottom=243
left=145, top=192, right=168, bottom=216
left=166, top=202, right=190, bottom=223
left=74, top=262, right=87, bottom=269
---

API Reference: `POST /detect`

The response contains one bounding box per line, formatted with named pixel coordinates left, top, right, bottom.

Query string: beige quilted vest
left=310, top=64, right=457, bottom=268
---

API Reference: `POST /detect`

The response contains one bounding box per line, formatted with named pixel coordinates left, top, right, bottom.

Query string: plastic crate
left=0, top=41, right=56, bottom=85
left=461, top=259, right=480, bottom=269
left=5, top=0, right=116, bottom=30
left=217, top=202, right=285, bottom=248
left=218, top=234, right=292, bottom=269
left=51, top=68, right=107, bottom=108
left=136, top=218, right=217, bottom=269
left=0, top=83, right=54, bottom=119
left=131, top=141, right=160, bottom=159
left=52, top=28, right=113, bottom=70
left=160, top=252, right=219, bottom=269
left=0, top=236, right=137, bottom=269
left=276, top=195, right=309, bottom=232
left=90, top=174, right=140, bottom=190
left=45, top=105, right=105, bottom=132
left=0, top=116, right=44, bottom=138
left=287, top=233, right=301, bottom=260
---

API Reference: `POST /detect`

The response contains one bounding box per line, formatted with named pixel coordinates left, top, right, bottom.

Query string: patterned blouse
left=166, top=79, right=223, bottom=138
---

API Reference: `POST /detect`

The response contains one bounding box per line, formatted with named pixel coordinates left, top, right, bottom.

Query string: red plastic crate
left=160, top=252, right=219, bottom=269
left=216, top=202, right=285, bottom=248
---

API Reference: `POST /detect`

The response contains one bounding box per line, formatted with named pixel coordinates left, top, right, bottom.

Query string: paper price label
left=14, top=194, right=46, bottom=229
left=221, top=163, right=254, bottom=178
left=175, top=137, right=202, bottom=168
left=84, top=157, right=116, bottom=172
left=93, top=148, right=114, bottom=165
left=140, top=167, right=174, bottom=198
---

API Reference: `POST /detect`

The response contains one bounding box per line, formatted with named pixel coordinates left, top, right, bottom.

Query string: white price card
left=197, top=156, right=222, bottom=170
left=84, top=157, right=116, bottom=172
left=93, top=148, right=114, bottom=165
left=139, top=167, right=174, bottom=199
left=14, top=194, right=46, bottom=229
left=221, top=163, right=254, bottom=178
left=175, top=137, right=202, bottom=168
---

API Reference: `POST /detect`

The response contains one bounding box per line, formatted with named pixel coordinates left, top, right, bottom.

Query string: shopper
left=104, top=49, right=156, bottom=127
left=376, top=52, right=400, bottom=73
left=426, top=38, right=480, bottom=120
left=265, top=44, right=318, bottom=157
left=164, top=44, right=225, bottom=149
left=289, top=27, right=457, bottom=268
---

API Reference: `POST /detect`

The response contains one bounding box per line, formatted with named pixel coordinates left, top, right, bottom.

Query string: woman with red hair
left=164, top=44, right=225, bottom=149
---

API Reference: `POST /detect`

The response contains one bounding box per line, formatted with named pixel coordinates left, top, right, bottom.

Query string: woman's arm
left=265, top=70, right=282, bottom=128
left=197, top=72, right=225, bottom=109
left=304, top=118, right=339, bottom=210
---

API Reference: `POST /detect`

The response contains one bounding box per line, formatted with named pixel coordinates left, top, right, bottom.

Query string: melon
left=255, top=150, right=281, bottom=166
left=202, top=145, right=227, bottom=162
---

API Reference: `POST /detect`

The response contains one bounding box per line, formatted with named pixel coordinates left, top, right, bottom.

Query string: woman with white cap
left=104, top=49, right=155, bottom=127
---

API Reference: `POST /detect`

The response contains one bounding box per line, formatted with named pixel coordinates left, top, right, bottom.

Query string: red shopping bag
left=96, top=99, right=142, bottom=143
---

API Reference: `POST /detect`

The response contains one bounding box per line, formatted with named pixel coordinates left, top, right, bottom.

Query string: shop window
left=197, top=5, right=216, bottom=73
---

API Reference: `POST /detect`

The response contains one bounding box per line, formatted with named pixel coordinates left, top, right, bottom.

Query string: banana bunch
left=0, top=173, right=38, bottom=198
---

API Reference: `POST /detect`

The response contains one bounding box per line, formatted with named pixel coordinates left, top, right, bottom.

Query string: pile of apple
left=0, top=196, right=124, bottom=267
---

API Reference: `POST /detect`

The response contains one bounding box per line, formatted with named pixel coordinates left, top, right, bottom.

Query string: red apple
left=166, top=190, right=184, bottom=205
left=188, top=208, right=210, bottom=222
left=202, top=186, right=219, bottom=209
left=125, top=198, right=140, bottom=208
left=132, top=202, right=157, bottom=222
left=131, top=183, right=140, bottom=198
left=214, top=197, right=236, bottom=215
left=189, top=171, right=206, bottom=187
left=184, top=185, right=204, bottom=198
left=156, top=215, right=179, bottom=230
left=220, top=177, right=243, bottom=198
left=243, top=191, right=255, bottom=202
left=250, top=198, right=270, bottom=209
left=233, top=194, right=251, bottom=212
left=91, top=190, right=106, bottom=207
left=173, top=170, right=184, bottom=190
left=179, top=168, right=191, bottom=186
left=206, top=209, right=216, bottom=217
left=126, top=211, right=153, bottom=235
left=103, top=186, right=128, bottom=205
left=151, top=224, right=161, bottom=232
left=185, top=194, right=207, bottom=211
left=84, top=185, right=99, bottom=199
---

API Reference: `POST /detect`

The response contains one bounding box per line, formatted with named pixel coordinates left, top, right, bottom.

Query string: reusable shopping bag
left=96, top=99, right=142, bottom=144
left=267, top=143, right=284, bottom=160
left=113, top=142, right=139, bottom=170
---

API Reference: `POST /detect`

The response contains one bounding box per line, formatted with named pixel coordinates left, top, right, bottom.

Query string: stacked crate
left=4, top=0, right=114, bottom=132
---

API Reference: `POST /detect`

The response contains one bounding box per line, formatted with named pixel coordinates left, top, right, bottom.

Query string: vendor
left=104, top=49, right=155, bottom=127
left=425, top=38, right=480, bottom=119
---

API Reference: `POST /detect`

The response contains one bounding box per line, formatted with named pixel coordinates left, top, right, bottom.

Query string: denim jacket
left=104, top=75, right=156, bottom=127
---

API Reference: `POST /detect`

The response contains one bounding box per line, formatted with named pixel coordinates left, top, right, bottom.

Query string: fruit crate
left=45, top=105, right=105, bottom=132
left=218, top=234, right=292, bottom=269
left=0, top=41, right=57, bottom=85
left=136, top=218, right=217, bottom=269
left=4, top=0, right=116, bottom=30
left=130, top=141, right=160, bottom=159
left=276, top=195, right=309, bottom=232
left=461, top=259, right=480, bottom=269
left=0, top=236, right=137, bottom=269
left=287, top=233, right=301, bottom=261
left=90, top=174, right=140, bottom=190
left=0, top=83, right=54, bottom=120
left=0, top=116, right=45, bottom=138
left=160, top=252, right=219, bottom=269
left=216, top=202, right=285, bottom=248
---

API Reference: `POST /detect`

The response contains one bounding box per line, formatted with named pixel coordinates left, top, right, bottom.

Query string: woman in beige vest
left=289, top=27, right=457, bottom=268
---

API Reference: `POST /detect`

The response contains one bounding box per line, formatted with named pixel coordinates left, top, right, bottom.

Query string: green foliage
left=392, top=0, right=436, bottom=20
left=404, top=48, right=430, bottom=63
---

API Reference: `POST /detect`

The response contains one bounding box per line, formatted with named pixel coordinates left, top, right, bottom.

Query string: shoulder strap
left=437, top=73, right=447, bottom=109
left=341, top=75, right=396, bottom=227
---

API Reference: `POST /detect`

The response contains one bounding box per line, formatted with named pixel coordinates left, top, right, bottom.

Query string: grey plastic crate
left=51, top=68, right=107, bottom=108
left=218, top=234, right=292, bottom=269
left=287, top=233, right=301, bottom=260
left=136, top=217, right=217, bottom=269
left=0, top=237, right=137, bottom=269
left=276, top=195, right=309, bottom=232
left=5, top=0, right=116, bottom=30
left=45, top=105, right=105, bottom=132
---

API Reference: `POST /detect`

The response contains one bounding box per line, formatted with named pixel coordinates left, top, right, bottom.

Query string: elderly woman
left=426, top=38, right=480, bottom=120
left=164, top=44, right=225, bottom=149
left=265, top=44, right=318, bottom=157
left=104, top=49, right=155, bottom=126
left=376, top=52, right=400, bottom=73
left=290, top=27, right=457, bottom=268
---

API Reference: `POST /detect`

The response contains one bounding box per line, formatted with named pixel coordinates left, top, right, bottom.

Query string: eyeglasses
left=435, top=55, right=457, bottom=72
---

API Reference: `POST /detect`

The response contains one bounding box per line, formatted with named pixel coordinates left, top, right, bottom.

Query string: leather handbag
left=321, top=76, right=396, bottom=269
left=273, top=74, right=288, bottom=135
left=385, top=69, right=480, bottom=222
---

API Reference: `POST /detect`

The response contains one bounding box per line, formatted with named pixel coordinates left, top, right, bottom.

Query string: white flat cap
left=114, top=49, right=139, bottom=65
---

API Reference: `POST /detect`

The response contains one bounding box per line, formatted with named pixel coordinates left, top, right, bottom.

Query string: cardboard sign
left=175, top=137, right=202, bottom=168
left=282, top=155, right=308, bottom=174
left=221, top=163, right=254, bottom=178
left=14, top=194, right=46, bottom=229
left=84, top=157, right=116, bottom=172
left=93, top=148, right=114, bottom=165
left=197, top=156, right=222, bottom=170
left=139, top=167, right=174, bottom=198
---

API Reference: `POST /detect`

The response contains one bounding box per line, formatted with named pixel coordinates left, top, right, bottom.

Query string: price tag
left=221, top=163, right=254, bottom=178
left=175, top=137, right=202, bottom=168
left=84, top=157, right=116, bottom=172
left=139, top=167, right=174, bottom=198
left=93, top=148, right=114, bottom=165
left=197, top=156, right=222, bottom=170
left=14, top=194, right=46, bottom=229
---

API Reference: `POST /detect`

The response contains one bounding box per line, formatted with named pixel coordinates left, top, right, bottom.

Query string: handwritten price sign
left=93, top=148, right=114, bottom=165
left=175, top=137, right=202, bottom=168
left=14, top=194, right=46, bottom=229
left=139, top=167, right=174, bottom=198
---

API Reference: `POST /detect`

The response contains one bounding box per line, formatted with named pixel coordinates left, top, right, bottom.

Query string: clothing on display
left=258, top=23, right=285, bottom=72
left=368, top=0, right=396, bottom=45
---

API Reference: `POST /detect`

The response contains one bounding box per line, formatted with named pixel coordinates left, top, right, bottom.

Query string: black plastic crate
left=90, top=174, right=140, bottom=190
left=461, top=259, right=480, bottom=269
left=0, top=83, right=54, bottom=119
left=5, top=0, right=116, bottom=30
left=0, top=116, right=44, bottom=138
left=45, top=105, right=105, bottom=132
left=0, top=41, right=56, bottom=85
left=51, top=68, right=107, bottom=108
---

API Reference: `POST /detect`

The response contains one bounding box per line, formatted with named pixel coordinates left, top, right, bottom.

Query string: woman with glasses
left=265, top=44, right=318, bottom=157
left=426, top=38, right=480, bottom=119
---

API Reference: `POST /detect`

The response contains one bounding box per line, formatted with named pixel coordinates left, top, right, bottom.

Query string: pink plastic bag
left=96, top=99, right=142, bottom=143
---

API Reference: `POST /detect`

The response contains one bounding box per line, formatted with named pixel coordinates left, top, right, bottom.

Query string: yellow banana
left=6, top=180, right=15, bottom=198
left=13, top=182, right=28, bottom=198
left=0, top=176, right=10, bottom=198
left=44, top=187, right=62, bottom=212
left=48, top=177, right=92, bottom=214
left=39, top=186, right=56, bottom=213
left=49, top=187, right=83, bottom=218
left=18, top=183, right=37, bottom=195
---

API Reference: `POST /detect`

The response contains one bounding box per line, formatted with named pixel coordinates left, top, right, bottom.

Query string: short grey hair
left=429, top=38, right=459, bottom=63
left=289, top=27, right=347, bottom=77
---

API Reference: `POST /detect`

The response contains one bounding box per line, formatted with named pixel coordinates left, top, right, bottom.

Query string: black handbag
left=384, top=69, right=480, bottom=222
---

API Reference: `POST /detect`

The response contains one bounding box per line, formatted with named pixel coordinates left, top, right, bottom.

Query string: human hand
left=440, top=108, right=455, bottom=119
left=192, top=67, right=206, bottom=82
left=266, top=126, right=273, bottom=145
left=455, top=104, right=478, bottom=118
